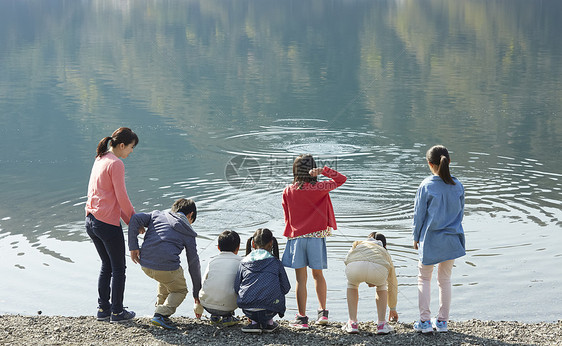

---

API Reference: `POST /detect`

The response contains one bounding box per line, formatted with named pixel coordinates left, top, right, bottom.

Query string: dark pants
left=242, top=309, right=277, bottom=325
left=86, top=214, right=126, bottom=313
left=204, top=307, right=234, bottom=317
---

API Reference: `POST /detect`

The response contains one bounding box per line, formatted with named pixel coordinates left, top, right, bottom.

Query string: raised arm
left=308, top=166, right=347, bottom=191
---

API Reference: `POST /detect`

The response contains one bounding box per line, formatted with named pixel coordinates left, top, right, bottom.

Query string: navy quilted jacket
left=234, top=250, right=291, bottom=316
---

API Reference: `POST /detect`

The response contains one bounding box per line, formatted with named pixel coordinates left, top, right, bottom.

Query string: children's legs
left=158, top=268, right=188, bottom=316
left=143, top=267, right=188, bottom=316
left=295, top=267, right=308, bottom=316
left=375, top=290, right=388, bottom=323
left=346, top=287, right=359, bottom=322
left=437, top=259, right=454, bottom=321
left=417, top=261, right=434, bottom=321
left=311, top=269, right=327, bottom=311
left=156, top=281, right=169, bottom=306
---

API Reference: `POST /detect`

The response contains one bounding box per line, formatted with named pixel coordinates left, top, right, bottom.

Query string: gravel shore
left=1, top=315, right=561, bottom=345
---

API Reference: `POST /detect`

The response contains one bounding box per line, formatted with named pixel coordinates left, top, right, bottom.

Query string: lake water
left=1, top=0, right=561, bottom=323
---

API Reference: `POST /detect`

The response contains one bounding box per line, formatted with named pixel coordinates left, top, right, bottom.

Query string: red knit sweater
left=282, top=166, right=347, bottom=238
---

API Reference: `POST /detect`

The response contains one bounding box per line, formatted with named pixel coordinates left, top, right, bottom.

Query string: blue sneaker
left=221, top=315, right=240, bottom=327
left=151, top=315, right=177, bottom=330
left=110, top=309, right=136, bottom=323
left=413, top=320, right=433, bottom=333
left=432, top=318, right=448, bottom=332
left=96, top=308, right=110, bottom=321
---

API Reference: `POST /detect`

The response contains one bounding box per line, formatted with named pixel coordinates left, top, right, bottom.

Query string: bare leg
left=375, top=290, right=388, bottom=323
left=295, top=267, right=308, bottom=316
left=346, top=287, right=359, bottom=321
left=311, top=269, right=327, bottom=310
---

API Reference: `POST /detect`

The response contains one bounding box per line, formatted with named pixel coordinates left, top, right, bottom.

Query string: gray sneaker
left=316, top=309, right=329, bottom=325
left=289, top=315, right=309, bottom=330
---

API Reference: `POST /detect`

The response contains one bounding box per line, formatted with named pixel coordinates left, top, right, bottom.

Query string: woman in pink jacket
left=85, top=127, right=138, bottom=323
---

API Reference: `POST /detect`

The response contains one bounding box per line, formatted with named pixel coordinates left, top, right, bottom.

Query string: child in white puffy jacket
left=343, top=232, right=398, bottom=335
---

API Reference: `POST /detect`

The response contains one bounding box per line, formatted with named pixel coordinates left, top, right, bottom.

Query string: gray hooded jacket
left=128, top=210, right=201, bottom=298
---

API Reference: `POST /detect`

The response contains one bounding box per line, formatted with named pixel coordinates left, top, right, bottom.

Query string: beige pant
left=142, top=266, right=188, bottom=317
left=345, top=261, right=389, bottom=291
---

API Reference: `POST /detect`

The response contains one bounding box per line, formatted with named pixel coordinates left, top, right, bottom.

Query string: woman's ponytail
left=426, top=145, right=455, bottom=185
left=96, top=137, right=113, bottom=158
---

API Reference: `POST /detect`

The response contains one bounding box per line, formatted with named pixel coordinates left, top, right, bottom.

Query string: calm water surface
left=1, top=0, right=561, bottom=323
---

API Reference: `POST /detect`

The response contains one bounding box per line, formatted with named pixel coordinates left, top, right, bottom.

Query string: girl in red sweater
left=281, top=154, right=347, bottom=329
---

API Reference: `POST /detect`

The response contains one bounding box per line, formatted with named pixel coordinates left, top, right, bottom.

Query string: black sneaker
left=241, top=322, right=262, bottom=334
left=110, top=309, right=136, bottom=323
left=96, top=308, right=110, bottom=321
left=289, top=315, right=309, bottom=330
left=262, top=321, right=279, bottom=333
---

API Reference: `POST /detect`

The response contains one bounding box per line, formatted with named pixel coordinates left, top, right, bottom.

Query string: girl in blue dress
left=412, top=145, right=466, bottom=333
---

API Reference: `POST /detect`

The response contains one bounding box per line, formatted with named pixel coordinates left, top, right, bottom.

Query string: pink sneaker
left=289, top=314, right=309, bottom=330
left=376, top=322, right=394, bottom=335
left=341, top=320, right=359, bottom=334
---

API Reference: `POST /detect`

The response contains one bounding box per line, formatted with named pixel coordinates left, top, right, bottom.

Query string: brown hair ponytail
left=96, top=137, right=113, bottom=158
left=426, top=145, right=455, bottom=185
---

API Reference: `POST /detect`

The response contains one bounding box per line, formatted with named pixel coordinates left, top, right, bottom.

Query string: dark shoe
left=151, top=315, right=177, bottom=330
left=262, top=321, right=279, bottom=333
left=241, top=321, right=262, bottom=334
left=110, top=309, right=136, bottom=323
left=221, top=315, right=240, bottom=327
left=96, top=308, right=110, bottom=321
